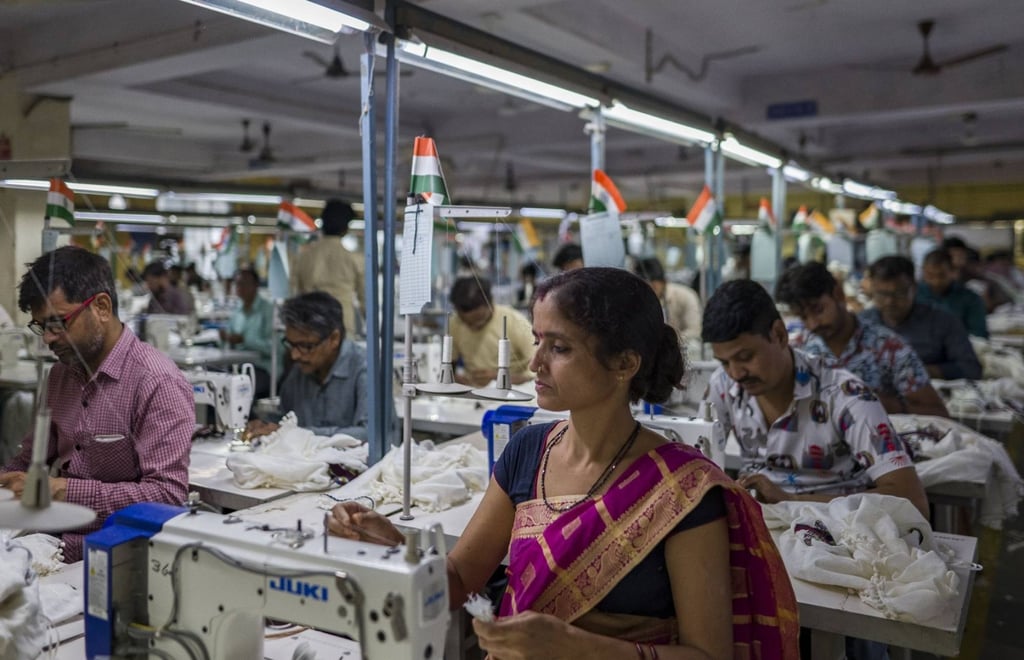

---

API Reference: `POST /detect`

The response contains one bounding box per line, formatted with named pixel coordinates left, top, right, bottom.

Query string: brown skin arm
left=741, top=466, right=929, bottom=519
left=0, top=472, right=69, bottom=501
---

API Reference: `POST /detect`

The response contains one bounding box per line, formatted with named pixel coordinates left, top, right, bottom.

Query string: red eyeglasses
left=27, top=293, right=99, bottom=336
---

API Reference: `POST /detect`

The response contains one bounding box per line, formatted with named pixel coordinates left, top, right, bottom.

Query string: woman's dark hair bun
left=637, top=325, right=686, bottom=404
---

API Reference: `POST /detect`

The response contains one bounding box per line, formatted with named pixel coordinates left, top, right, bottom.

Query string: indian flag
left=409, top=136, right=450, bottom=205
left=809, top=208, right=835, bottom=235
left=859, top=203, right=880, bottom=230
left=792, top=205, right=809, bottom=231
left=590, top=169, right=626, bottom=216
left=278, top=201, right=317, bottom=232
left=686, top=185, right=720, bottom=233
left=46, top=178, right=75, bottom=225
left=213, top=226, right=235, bottom=252
left=758, top=197, right=776, bottom=229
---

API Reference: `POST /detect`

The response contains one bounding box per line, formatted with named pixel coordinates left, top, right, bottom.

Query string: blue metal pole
left=381, top=5, right=399, bottom=451
left=360, top=35, right=383, bottom=465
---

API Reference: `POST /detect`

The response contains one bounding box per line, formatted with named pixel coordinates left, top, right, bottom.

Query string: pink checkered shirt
left=4, top=326, right=193, bottom=562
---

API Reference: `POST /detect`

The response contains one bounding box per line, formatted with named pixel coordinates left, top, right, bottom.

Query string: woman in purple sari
left=329, top=267, right=799, bottom=659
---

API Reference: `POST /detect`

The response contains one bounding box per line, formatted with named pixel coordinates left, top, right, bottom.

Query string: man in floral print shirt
left=776, top=262, right=948, bottom=418
left=702, top=280, right=929, bottom=519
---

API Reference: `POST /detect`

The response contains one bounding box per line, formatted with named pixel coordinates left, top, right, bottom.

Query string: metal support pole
left=381, top=6, right=400, bottom=449
left=400, top=315, right=414, bottom=520
left=586, top=107, right=606, bottom=175
left=712, top=144, right=726, bottom=294
left=771, top=166, right=787, bottom=289
left=360, top=37, right=383, bottom=465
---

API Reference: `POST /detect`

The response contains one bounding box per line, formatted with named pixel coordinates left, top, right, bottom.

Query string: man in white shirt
left=702, top=279, right=928, bottom=518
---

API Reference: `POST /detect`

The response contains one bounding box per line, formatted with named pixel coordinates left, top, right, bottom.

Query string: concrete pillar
left=0, top=75, right=72, bottom=321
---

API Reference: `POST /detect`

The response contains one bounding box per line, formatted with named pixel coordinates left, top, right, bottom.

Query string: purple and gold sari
left=499, top=440, right=799, bottom=659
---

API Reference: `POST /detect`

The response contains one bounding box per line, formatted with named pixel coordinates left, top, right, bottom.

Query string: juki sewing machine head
left=187, top=364, right=255, bottom=438
left=83, top=503, right=450, bottom=660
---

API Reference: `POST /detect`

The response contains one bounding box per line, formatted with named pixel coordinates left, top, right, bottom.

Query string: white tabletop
left=0, top=360, right=41, bottom=390
left=166, top=345, right=261, bottom=368
left=188, top=435, right=305, bottom=511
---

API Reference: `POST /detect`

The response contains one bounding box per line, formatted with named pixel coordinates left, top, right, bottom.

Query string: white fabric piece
left=38, top=582, right=81, bottom=625
left=987, top=309, right=1024, bottom=335
left=0, top=546, right=45, bottom=660
left=763, top=494, right=960, bottom=623
left=368, top=441, right=488, bottom=512
left=891, top=414, right=1024, bottom=529
left=968, top=337, right=1024, bottom=386
left=226, top=412, right=368, bottom=492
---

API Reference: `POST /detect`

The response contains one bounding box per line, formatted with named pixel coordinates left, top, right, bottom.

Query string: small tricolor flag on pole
left=409, top=136, right=450, bottom=205
left=686, top=185, right=721, bottom=233
left=45, top=178, right=75, bottom=226
left=277, top=201, right=317, bottom=232
left=758, top=197, right=776, bottom=229
left=590, top=169, right=627, bottom=216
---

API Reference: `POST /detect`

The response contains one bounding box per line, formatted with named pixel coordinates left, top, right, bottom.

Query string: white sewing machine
left=486, top=404, right=727, bottom=469
left=84, top=503, right=450, bottom=660
left=188, top=364, right=255, bottom=437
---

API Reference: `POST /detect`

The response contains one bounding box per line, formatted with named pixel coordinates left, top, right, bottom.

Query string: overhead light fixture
left=177, top=0, right=378, bottom=43
left=881, top=200, right=923, bottom=216
left=923, top=205, right=956, bottom=224
left=841, top=179, right=897, bottom=201
left=76, top=212, right=165, bottom=224
left=653, top=216, right=689, bottom=228
left=601, top=101, right=715, bottom=146
left=782, top=164, right=811, bottom=182
left=291, top=197, right=326, bottom=209
left=720, top=136, right=782, bottom=169
left=810, top=176, right=843, bottom=194
left=0, top=179, right=160, bottom=198
left=519, top=207, right=567, bottom=219
left=393, top=40, right=599, bottom=111
left=159, top=191, right=284, bottom=205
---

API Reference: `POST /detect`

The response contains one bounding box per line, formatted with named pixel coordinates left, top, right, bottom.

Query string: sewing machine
left=187, top=364, right=255, bottom=438
left=83, top=503, right=450, bottom=660
left=483, top=404, right=727, bottom=469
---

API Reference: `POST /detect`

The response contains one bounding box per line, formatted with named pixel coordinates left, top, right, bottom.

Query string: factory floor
left=941, top=424, right=1024, bottom=660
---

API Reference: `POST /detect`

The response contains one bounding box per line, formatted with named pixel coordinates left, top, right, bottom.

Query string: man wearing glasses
left=861, top=256, right=982, bottom=380
left=0, top=246, right=193, bottom=562
left=244, top=292, right=383, bottom=442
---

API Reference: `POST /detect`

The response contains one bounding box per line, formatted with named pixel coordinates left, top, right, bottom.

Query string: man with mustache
left=245, top=291, right=393, bottom=442
left=776, top=261, right=948, bottom=417
left=0, top=246, right=193, bottom=562
left=702, top=279, right=928, bottom=519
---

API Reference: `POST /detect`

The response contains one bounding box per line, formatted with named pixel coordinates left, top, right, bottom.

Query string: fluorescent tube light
left=842, top=179, right=897, bottom=201
left=602, top=102, right=714, bottom=146
left=519, top=207, right=567, bottom=219
left=720, top=137, right=782, bottom=169
left=782, top=164, right=811, bottom=182
left=291, top=197, right=326, bottom=209
left=0, top=179, right=161, bottom=198
left=160, top=192, right=283, bottom=205
left=76, top=212, right=165, bottom=224
left=178, top=0, right=374, bottom=43
left=881, top=200, right=922, bottom=216
left=923, top=205, right=955, bottom=224
left=810, top=177, right=843, bottom=194
left=394, top=41, right=599, bottom=111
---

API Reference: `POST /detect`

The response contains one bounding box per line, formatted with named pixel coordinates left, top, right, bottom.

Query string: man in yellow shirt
left=290, top=199, right=365, bottom=336
left=449, top=277, right=535, bottom=387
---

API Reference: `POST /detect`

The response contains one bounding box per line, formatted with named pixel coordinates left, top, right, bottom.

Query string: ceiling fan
left=911, top=19, right=1008, bottom=76
left=292, top=42, right=412, bottom=84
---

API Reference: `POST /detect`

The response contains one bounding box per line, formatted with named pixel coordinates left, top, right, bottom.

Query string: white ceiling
left=2, top=0, right=1023, bottom=211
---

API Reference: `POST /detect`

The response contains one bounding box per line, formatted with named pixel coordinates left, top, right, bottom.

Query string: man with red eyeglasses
left=0, top=246, right=193, bottom=562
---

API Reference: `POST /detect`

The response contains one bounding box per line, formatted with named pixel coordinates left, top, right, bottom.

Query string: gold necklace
left=540, top=421, right=641, bottom=513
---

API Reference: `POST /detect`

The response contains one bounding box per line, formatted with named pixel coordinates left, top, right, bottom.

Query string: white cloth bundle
left=226, top=412, right=368, bottom=491
left=891, top=414, right=1024, bottom=529
left=986, top=308, right=1024, bottom=335
left=368, top=440, right=488, bottom=512
left=763, top=494, right=960, bottom=623
left=969, top=337, right=1024, bottom=386
left=0, top=545, right=45, bottom=660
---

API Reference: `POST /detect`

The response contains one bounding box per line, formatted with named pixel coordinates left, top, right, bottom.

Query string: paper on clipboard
left=399, top=204, right=435, bottom=314
left=579, top=212, right=625, bottom=268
